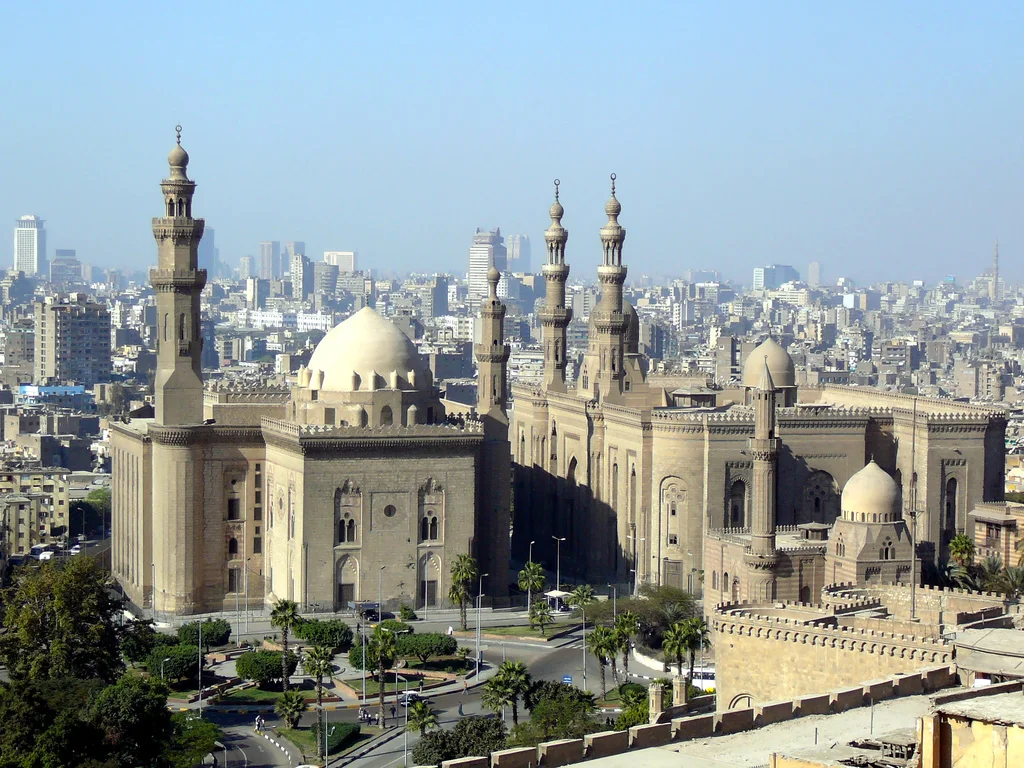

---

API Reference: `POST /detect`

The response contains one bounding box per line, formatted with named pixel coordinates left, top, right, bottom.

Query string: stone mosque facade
left=511, top=182, right=1007, bottom=595
left=110, top=134, right=511, bottom=616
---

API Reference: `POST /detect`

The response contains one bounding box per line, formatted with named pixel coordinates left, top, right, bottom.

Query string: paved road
left=206, top=712, right=295, bottom=767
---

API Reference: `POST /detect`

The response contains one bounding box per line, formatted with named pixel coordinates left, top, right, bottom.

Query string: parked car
left=400, top=691, right=422, bottom=707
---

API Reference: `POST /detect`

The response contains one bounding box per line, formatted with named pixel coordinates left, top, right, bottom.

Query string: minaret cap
left=549, top=179, right=564, bottom=221
left=604, top=173, right=621, bottom=218
left=487, top=266, right=501, bottom=299
left=167, top=125, right=190, bottom=179
left=758, top=356, right=776, bottom=391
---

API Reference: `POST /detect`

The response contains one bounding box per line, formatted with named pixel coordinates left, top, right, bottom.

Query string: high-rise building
left=258, top=241, right=280, bottom=280
left=313, top=262, right=339, bottom=297
left=324, top=251, right=357, bottom=272
left=245, top=277, right=268, bottom=310
left=507, top=234, right=531, bottom=273
left=283, top=241, right=305, bottom=276
left=753, top=264, right=800, bottom=291
left=50, top=250, right=82, bottom=286
left=467, top=228, right=506, bottom=308
left=14, top=215, right=46, bottom=276
left=290, top=252, right=313, bottom=300
left=198, top=227, right=218, bottom=276
left=33, top=294, right=111, bottom=385
left=808, top=261, right=822, bottom=288
left=238, top=255, right=254, bottom=279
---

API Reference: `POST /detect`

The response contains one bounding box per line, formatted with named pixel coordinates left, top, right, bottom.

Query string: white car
left=70, top=545, right=82, bottom=555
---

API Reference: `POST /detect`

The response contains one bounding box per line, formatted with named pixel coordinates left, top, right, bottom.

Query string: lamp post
left=552, top=536, right=566, bottom=593
left=244, top=557, right=250, bottom=634
left=361, top=621, right=367, bottom=705
left=150, top=562, right=156, bottom=623
left=403, top=671, right=410, bottom=766
left=581, top=603, right=587, bottom=691
left=378, top=565, right=386, bottom=620
left=160, top=656, right=171, bottom=682
left=476, top=572, right=488, bottom=677
left=197, top=620, right=203, bottom=717
left=607, top=584, right=617, bottom=619
left=527, top=539, right=536, bottom=609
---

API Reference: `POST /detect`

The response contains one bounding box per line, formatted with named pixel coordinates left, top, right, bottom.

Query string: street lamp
left=607, top=584, right=617, bottom=619
left=476, top=572, right=489, bottom=677
left=378, top=565, right=386, bottom=620
left=527, top=540, right=536, bottom=609
left=160, top=657, right=171, bottom=682
left=552, top=536, right=566, bottom=593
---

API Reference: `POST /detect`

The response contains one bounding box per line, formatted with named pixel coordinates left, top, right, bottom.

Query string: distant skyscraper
left=50, top=250, right=82, bottom=286
left=291, top=252, right=313, bottom=300
left=34, top=294, right=111, bottom=385
left=506, top=234, right=531, bottom=273
left=467, top=228, right=506, bottom=307
left=283, top=241, right=305, bottom=274
left=14, top=215, right=46, bottom=276
left=324, top=251, right=357, bottom=272
left=239, top=254, right=254, bottom=279
left=313, top=262, right=339, bottom=296
left=808, top=261, right=822, bottom=288
left=259, top=241, right=280, bottom=280
left=198, top=227, right=218, bottom=276
left=753, top=264, right=800, bottom=291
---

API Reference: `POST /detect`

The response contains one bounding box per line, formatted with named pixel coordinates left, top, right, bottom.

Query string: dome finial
left=610, top=172, right=616, bottom=196
left=554, top=178, right=560, bottom=202
left=175, top=124, right=182, bottom=145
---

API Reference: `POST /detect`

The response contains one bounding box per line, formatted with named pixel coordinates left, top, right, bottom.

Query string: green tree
left=177, top=618, right=231, bottom=649
left=372, top=626, right=398, bottom=720
left=303, top=646, right=335, bottom=758
left=662, top=622, right=687, bottom=676
left=567, top=584, right=595, bottom=614
left=162, top=712, right=223, bottom=768
left=948, top=533, right=975, bottom=567
left=121, top=618, right=158, bottom=667
left=482, top=676, right=515, bottom=723
left=614, top=611, right=640, bottom=680
left=295, top=618, right=354, bottom=650
left=0, top=556, right=124, bottom=683
left=90, top=674, right=172, bottom=768
left=397, top=632, right=457, bottom=663
left=412, top=716, right=506, bottom=767
left=586, top=626, right=618, bottom=699
left=492, top=660, right=531, bottom=726
left=681, top=617, right=710, bottom=684
left=275, top=689, right=308, bottom=729
left=147, top=644, right=200, bottom=684
left=517, top=561, right=545, bottom=605
left=450, top=554, right=479, bottom=631
left=407, top=699, right=439, bottom=736
left=512, top=681, right=599, bottom=746
left=236, top=650, right=298, bottom=689
left=614, top=683, right=648, bottom=731
left=270, top=599, right=301, bottom=691
left=528, top=600, right=553, bottom=635
left=995, top=565, right=1024, bottom=599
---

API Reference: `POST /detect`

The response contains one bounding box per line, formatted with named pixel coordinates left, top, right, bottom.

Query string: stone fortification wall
left=712, top=602, right=952, bottom=710
left=824, top=583, right=1010, bottom=626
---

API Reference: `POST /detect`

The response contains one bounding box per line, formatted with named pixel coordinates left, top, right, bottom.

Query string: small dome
left=742, top=337, right=795, bottom=388
left=549, top=199, right=564, bottom=220
left=605, top=194, right=621, bottom=217
left=841, top=461, right=901, bottom=521
left=168, top=143, right=189, bottom=168
left=307, top=307, right=430, bottom=392
left=487, top=266, right=501, bottom=283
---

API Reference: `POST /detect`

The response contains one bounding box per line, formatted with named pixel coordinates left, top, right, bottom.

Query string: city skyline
left=2, top=3, right=1022, bottom=283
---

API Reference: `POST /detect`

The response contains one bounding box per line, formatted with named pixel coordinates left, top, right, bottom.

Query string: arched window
left=429, top=516, right=438, bottom=540
left=880, top=538, right=894, bottom=561
left=421, top=517, right=429, bottom=542
left=177, top=198, right=184, bottom=216
left=346, top=518, right=356, bottom=542
left=835, top=534, right=846, bottom=557
left=228, top=538, right=238, bottom=556
left=178, top=313, right=185, bottom=341
left=167, top=198, right=175, bottom=216
left=359, top=408, right=368, bottom=428
left=582, top=370, right=589, bottom=390
left=945, top=478, right=958, bottom=532
left=723, top=572, right=729, bottom=594
left=730, top=480, right=747, bottom=527
left=380, top=405, right=393, bottom=426
left=163, top=313, right=168, bottom=341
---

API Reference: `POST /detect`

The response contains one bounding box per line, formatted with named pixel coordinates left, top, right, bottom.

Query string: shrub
left=295, top=619, right=353, bottom=650
left=314, top=721, right=360, bottom=755
left=148, top=644, right=201, bottom=684
left=348, top=641, right=371, bottom=671
left=178, top=619, right=232, bottom=649
left=399, top=604, right=418, bottom=621
left=412, top=716, right=506, bottom=766
left=378, top=619, right=413, bottom=635
left=236, top=650, right=298, bottom=689
left=397, top=633, right=458, bottom=663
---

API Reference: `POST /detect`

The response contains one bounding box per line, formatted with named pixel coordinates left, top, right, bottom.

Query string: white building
left=467, top=229, right=505, bottom=308
left=506, top=234, right=531, bottom=273
left=324, top=251, right=357, bottom=272
left=14, top=215, right=46, bottom=276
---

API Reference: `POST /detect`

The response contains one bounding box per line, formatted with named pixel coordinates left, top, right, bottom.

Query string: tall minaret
left=992, top=240, right=1000, bottom=302
left=587, top=174, right=628, bottom=401
left=475, top=265, right=511, bottom=594
left=151, top=126, right=206, bottom=425
left=540, top=180, right=572, bottom=391
left=749, top=359, right=779, bottom=558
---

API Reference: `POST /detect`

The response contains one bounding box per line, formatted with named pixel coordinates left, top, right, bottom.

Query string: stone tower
left=746, top=358, right=780, bottom=599
left=152, top=126, right=206, bottom=425
left=540, top=180, right=572, bottom=391
left=475, top=266, right=511, bottom=593
left=581, top=174, right=628, bottom=403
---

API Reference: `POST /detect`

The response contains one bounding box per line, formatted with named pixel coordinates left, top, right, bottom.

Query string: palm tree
left=995, top=565, right=1024, bottom=600
left=372, top=626, right=397, bottom=721
left=948, top=534, right=975, bottom=567
left=567, top=584, right=595, bottom=613
left=517, top=561, right=546, bottom=606
left=450, top=554, right=479, bottom=631
left=681, top=616, right=710, bottom=684
left=662, top=621, right=687, bottom=677
left=406, top=699, right=438, bottom=736
left=482, top=675, right=515, bottom=722
left=275, top=688, right=308, bottom=729
left=303, top=645, right=335, bottom=757
left=529, top=600, right=553, bottom=635
left=614, top=611, right=640, bottom=681
left=270, top=599, right=301, bottom=692
left=493, top=660, right=531, bottom=725
left=587, top=626, right=617, bottom=699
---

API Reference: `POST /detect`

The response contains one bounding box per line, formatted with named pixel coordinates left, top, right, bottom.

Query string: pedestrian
left=418, top=678, right=424, bottom=693
left=390, top=704, right=396, bottom=720
left=458, top=701, right=464, bottom=717
left=462, top=678, right=468, bottom=696
left=447, top=625, right=453, bottom=636
left=254, top=715, right=260, bottom=732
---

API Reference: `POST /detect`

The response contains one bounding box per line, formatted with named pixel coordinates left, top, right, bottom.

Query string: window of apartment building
left=227, top=497, right=241, bottom=520
left=253, top=537, right=262, bottom=554
left=668, top=534, right=678, bottom=545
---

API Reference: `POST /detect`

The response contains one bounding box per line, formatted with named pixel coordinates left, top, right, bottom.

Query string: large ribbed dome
left=307, top=307, right=430, bottom=392
left=742, top=337, right=795, bottom=388
left=841, top=461, right=902, bottom=521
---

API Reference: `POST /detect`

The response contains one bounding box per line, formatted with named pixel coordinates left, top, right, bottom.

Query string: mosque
left=511, top=182, right=1007, bottom=597
left=110, top=132, right=511, bottom=616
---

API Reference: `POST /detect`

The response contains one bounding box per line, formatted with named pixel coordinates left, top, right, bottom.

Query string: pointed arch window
left=228, top=537, right=239, bottom=557
left=835, top=534, right=846, bottom=557
left=880, top=538, right=894, bottom=561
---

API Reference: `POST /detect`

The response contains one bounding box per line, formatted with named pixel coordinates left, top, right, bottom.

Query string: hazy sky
left=3, top=2, right=1022, bottom=285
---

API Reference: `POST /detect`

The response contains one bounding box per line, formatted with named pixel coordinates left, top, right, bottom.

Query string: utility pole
left=378, top=565, right=386, bottom=619
left=608, top=584, right=617, bottom=619
left=476, top=573, right=488, bottom=677
left=528, top=539, right=536, bottom=608
left=198, top=619, right=203, bottom=717
left=552, top=536, right=566, bottom=593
